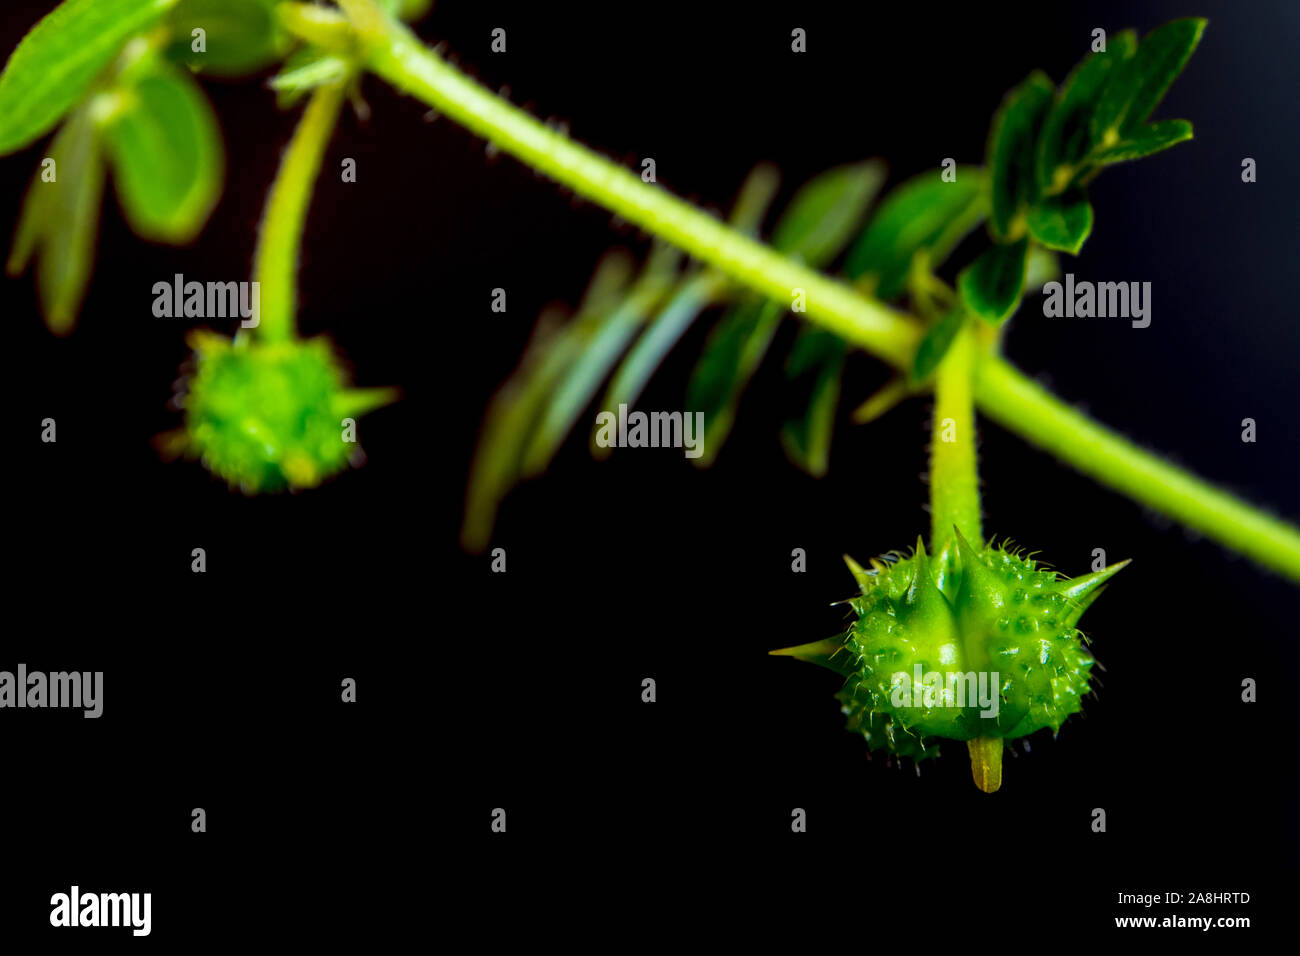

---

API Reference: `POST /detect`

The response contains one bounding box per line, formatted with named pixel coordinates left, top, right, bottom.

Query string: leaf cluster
left=462, top=19, right=1206, bottom=549
left=0, top=0, right=427, bottom=332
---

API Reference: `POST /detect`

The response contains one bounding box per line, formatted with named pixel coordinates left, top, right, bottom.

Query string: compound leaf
left=0, top=0, right=180, bottom=155
left=1036, top=30, right=1137, bottom=191
left=1090, top=18, right=1206, bottom=143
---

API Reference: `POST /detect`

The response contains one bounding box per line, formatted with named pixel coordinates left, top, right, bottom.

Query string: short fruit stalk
left=161, top=77, right=394, bottom=491
left=774, top=321, right=1127, bottom=792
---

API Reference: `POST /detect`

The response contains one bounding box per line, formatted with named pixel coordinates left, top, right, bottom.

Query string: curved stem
left=975, top=355, right=1300, bottom=583
left=334, top=1, right=920, bottom=367
left=318, top=2, right=1300, bottom=586
left=251, top=79, right=347, bottom=344
left=930, top=321, right=982, bottom=552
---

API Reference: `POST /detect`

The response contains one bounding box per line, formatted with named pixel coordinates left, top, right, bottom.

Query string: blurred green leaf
left=1026, top=190, right=1093, bottom=255
left=592, top=164, right=779, bottom=455
left=165, top=0, right=287, bottom=77
left=684, top=298, right=784, bottom=467
left=684, top=161, right=882, bottom=466
left=769, top=163, right=885, bottom=472
left=9, top=110, right=107, bottom=334
left=726, top=162, right=781, bottom=237
left=850, top=377, right=909, bottom=425
left=957, top=237, right=1028, bottom=325
left=1090, top=18, right=1205, bottom=142
left=378, top=0, right=434, bottom=20
left=1036, top=30, right=1136, bottom=192
left=843, top=168, right=986, bottom=300
left=909, top=305, right=966, bottom=384
left=1088, top=118, right=1193, bottom=166
left=102, top=62, right=223, bottom=243
left=592, top=271, right=725, bottom=457
left=6, top=165, right=54, bottom=280
left=988, top=70, right=1054, bottom=239
left=269, top=47, right=350, bottom=106
left=521, top=247, right=680, bottom=476
left=461, top=253, right=639, bottom=549
left=460, top=309, right=576, bottom=551
left=1024, top=243, right=1060, bottom=289
left=780, top=328, right=845, bottom=476
left=0, top=0, right=180, bottom=155
left=771, top=161, right=884, bottom=266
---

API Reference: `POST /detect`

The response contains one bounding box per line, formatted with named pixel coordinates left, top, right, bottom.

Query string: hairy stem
left=251, top=79, right=346, bottom=344
left=930, top=321, right=982, bottom=552
left=335, top=1, right=921, bottom=366
left=975, top=355, right=1300, bottom=583
left=930, top=321, right=1000, bottom=793
left=316, top=2, right=1300, bottom=584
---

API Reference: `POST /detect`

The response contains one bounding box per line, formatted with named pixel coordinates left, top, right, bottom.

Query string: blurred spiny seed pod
left=157, top=331, right=395, bottom=492
left=774, top=530, right=1127, bottom=790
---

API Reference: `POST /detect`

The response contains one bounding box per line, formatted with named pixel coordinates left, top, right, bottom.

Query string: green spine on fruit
left=774, top=530, right=1127, bottom=764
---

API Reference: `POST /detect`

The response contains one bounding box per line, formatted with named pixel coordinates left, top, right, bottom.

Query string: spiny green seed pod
left=773, top=529, right=1126, bottom=791
left=157, top=331, right=395, bottom=492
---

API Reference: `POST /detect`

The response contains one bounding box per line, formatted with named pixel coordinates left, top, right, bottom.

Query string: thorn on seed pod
left=773, top=533, right=1128, bottom=790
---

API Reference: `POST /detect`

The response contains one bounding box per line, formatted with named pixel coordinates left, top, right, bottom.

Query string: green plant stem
left=316, top=2, right=1300, bottom=584
left=929, top=321, right=982, bottom=552
left=251, top=79, right=346, bottom=344
left=334, top=0, right=921, bottom=367
left=976, top=355, right=1300, bottom=582
left=928, top=321, right=1000, bottom=793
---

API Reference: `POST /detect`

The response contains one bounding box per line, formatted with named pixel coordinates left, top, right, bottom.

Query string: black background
left=2, top=0, right=1296, bottom=944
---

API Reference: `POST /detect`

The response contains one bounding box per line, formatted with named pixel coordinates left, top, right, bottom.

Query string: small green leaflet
left=460, top=309, right=582, bottom=552
left=1087, top=118, right=1193, bottom=166
left=958, top=237, right=1029, bottom=325
left=460, top=251, right=636, bottom=548
left=1027, top=190, right=1093, bottom=255
left=593, top=162, right=778, bottom=444
left=6, top=110, right=106, bottom=335
left=269, top=48, right=351, bottom=106
left=684, top=161, right=882, bottom=465
left=521, top=246, right=680, bottom=477
left=165, top=0, right=287, bottom=77
left=844, top=169, right=986, bottom=300
left=987, top=71, right=1054, bottom=239
left=780, top=328, right=845, bottom=477
left=684, top=298, right=784, bottom=467
left=1036, top=30, right=1137, bottom=192
left=103, top=62, right=223, bottom=243
left=1090, top=18, right=1206, bottom=143
left=770, top=161, right=885, bottom=266
left=850, top=377, right=909, bottom=425
left=0, top=0, right=180, bottom=155
left=591, top=270, right=725, bottom=458
left=910, top=306, right=966, bottom=383
left=1024, top=244, right=1060, bottom=289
